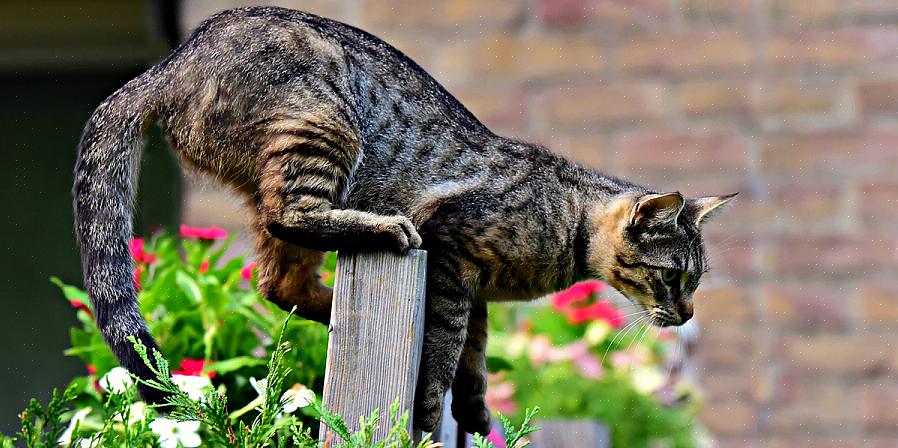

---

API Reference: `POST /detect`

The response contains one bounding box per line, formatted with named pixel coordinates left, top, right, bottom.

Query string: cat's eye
left=661, top=268, right=679, bottom=285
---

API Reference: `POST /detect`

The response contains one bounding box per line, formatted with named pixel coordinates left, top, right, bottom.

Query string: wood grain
left=320, top=249, right=428, bottom=442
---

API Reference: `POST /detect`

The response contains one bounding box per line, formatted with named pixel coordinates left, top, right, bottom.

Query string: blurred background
left=3, top=0, right=898, bottom=446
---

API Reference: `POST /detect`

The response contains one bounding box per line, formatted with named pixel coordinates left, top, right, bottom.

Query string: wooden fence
left=319, top=250, right=608, bottom=448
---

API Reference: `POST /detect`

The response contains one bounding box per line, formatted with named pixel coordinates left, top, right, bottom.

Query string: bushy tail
left=73, top=71, right=166, bottom=403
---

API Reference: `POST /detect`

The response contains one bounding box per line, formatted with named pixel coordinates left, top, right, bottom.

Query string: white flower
left=171, top=374, right=212, bottom=401
left=57, top=407, right=92, bottom=445
left=249, top=377, right=267, bottom=403
left=280, top=385, right=315, bottom=413
left=584, top=321, right=613, bottom=346
left=149, top=418, right=201, bottom=448
left=113, top=401, right=149, bottom=424
left=98, top=367, right=134, bottom=393
left=631, top=367, right=665, bottom=394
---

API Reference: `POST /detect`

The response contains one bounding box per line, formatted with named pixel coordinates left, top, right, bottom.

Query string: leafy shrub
left=486, top=280, right=708, bottom=448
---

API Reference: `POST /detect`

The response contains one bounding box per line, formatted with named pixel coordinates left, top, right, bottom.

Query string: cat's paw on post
left=373, top=215, right=422, bottom=253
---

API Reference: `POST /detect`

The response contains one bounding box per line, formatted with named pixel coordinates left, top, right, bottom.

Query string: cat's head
left=587, top=192, right=735, bottom=327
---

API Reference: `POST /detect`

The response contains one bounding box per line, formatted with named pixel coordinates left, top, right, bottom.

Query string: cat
left=73, top=6, right=734, bottom=435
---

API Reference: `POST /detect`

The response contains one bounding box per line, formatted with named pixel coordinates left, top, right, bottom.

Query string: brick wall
left=180, top=1, right=898, bottom=445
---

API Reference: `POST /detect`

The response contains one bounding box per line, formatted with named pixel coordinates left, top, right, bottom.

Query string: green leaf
left=175, top=270, right=203, bottom=303
left=205, top=357, right=268, bottom=375
left=486, top=356, right=514, bottom=373
left=50, top=277, right=89, bottom=306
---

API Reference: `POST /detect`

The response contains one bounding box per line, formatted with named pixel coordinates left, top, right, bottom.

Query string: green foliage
left=486, top=280, right=705, bottom=448
left=472, top=407, right=541, bottom=448
left=1, top=313, right=453, bottom=447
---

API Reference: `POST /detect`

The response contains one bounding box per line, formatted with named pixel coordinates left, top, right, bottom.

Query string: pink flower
left=129, top=238, right=157, bottom=264
left=573, top=352, right=604, bottom=379
left=486, top=373, right=517, bottom=415
left=566, top=301, right=624, bottom=328
left=486, top=428, right=506, bottom=448
left=551, top=280, right=605, bottom=311
left=180, top=224, right=228, bottom=240
left=69, top=299, right=92, bottom=318
left=133, top=265, right=143, bottom=291
left=199, top=259, right=210, bottom=273
left=611, top=349, right=650, bottom=369
left=241, top=262, right=257, bottom=280
left=528, top=335, right=553, bottom=366
left=172, top=358, right=216, bottom=378
left=321, top=271, right=332, bottom=282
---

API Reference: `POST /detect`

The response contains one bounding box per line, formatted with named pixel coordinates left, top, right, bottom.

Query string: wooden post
left=320, top=249, right=428, bottom=442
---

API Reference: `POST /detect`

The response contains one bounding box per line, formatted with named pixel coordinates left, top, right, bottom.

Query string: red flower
left=566, top=301, right=623, bottom=328
left=172, top=358, right=216, bottom=378
left=199, top=259, right=211, bottom=273
left=180, top=224, right=228, bottom=240
left=240, top=262, right=257, bottom=280
left=69, top=299, right=93, bottom=318
left=133, top=265, right=143, bottom=291
left=551, top=280, right=605, bottom=311
left=129, top=238, right=157, bottom=264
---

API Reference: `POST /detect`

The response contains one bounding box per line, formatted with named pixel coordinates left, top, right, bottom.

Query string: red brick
left=859, top=79, right=898, bottom=115
left=537, top=0, right=594, bottom=26
left=770, top=235, right=897, bottom=278
left=859, top=182, right=898, bottom=231
left=768, top=27, right=898, bottom=69
left=756, top=78, right=846, bottom=116
left=694, top=324, right=755, bottom=369
left=680, top=0, right=754, bottom=24
left=547, top=133, right=606, bottom=169
left=704, top=234, right=760, bottom=281
left=358, top=0, right=523, bottom=30
left=860, top=283, right=898, bottom=325
left=618, top=31, right=753, bottom=75
left=593, top=0, right=669, bottom=29
left=761, top=129, right=898, bottom=177
left=450, top=86, right=528, bottom=130
left=769, top=0, right=841, bottom=27
left=768, top=183, right=843, bottom=230
left=538, top=82, right=667, bottom=127
left=435, top=35, right=604, bottom=82
left=862, top=382, right=898, bottom=431
left=783, top=334, right=892, bottom=376
left=765, top=283, right=852, bottom=331
left=614, top=129, right=748, bottom=170
left=694, top=287, right=755, bottom=324
left=767, top=379, right=861, bottom=432
left=676, top=80, right=751, bottom=116
left=700, top=399, right=757, bottom=436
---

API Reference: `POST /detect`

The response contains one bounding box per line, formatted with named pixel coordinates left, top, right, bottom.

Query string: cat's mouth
left=649, top=306, right=688, bottom=327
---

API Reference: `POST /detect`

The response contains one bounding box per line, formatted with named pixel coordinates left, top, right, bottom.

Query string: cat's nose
left=677, top=299, right=694, bottom=323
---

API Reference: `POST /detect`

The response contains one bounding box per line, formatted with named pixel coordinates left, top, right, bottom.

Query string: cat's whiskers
left=602, top=314, right=649, bottom=365
left=630, top=317, right=654, bottom=371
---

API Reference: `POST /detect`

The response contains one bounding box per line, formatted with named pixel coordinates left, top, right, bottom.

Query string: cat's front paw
left=374, top=215, right=422, bottom=253
left=452, top=397, right=492, bottom=436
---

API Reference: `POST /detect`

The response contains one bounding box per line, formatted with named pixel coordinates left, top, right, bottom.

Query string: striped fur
left=72, top=7, right=733, bottom=435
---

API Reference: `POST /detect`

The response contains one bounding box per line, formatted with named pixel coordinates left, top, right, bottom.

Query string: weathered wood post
left=320, top=249, right=439, bottom=442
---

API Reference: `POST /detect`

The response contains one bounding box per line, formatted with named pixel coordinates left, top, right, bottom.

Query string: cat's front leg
left=451, top=299, right=492, bottom=435
left=414, top=259, right=472, bottom=433
left=258, top=124, right=422, bottom=253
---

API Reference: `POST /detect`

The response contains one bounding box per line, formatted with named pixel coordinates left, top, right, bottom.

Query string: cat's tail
left=73, top=68, right=167, bottom=403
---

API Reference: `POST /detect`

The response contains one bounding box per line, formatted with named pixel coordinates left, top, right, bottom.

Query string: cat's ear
left=690, top=193, right=738, bottom=225
left=628, top=192, right=685, bottom=227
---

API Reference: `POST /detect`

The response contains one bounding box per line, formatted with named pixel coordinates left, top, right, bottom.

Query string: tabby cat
left=73, top=6, right=733, bottom=435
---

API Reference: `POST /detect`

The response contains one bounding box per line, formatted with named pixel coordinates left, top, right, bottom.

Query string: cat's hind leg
left=414, top=257, right=473, bottom=433
left=450, top=300, right=492, bottom=435
left=253, top=224, right=333, bottom=324
left=258, top=118, right=421, bottom=253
